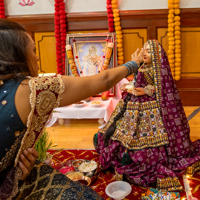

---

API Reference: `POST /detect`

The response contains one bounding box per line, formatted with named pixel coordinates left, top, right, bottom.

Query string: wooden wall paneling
left=122, top=29, right=147, bottom=63
left=157, top=28, right=168, bottom=53
left=157, top=27, right=200, bottom=78
left=181, top=27, right=200, bottom=77
left=7, top=8, right=200, bottom=36
left=7, top=14, right=55, bottom=39
left=158, top=28, right=200, bottom=106
left=7, top=8, right=200, bottom=105
left=34, top=32, right=57, bottom=74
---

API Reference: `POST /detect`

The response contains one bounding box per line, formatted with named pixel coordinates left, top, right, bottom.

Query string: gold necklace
left=138, top=64, right=152, bottom=72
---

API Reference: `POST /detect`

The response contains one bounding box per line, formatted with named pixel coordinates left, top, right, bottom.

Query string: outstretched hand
left=127, top=88, right=145, bottom=96
left=135, top=88, right=145, bottom=96
left=131, top=48, right=145, bottom=65
left=19, top=148, right=39, bottom=180
left=120, top=83, right=129, bottom=92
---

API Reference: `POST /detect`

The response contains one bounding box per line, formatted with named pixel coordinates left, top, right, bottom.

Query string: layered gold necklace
left=138, top=64, right=152, bottom=72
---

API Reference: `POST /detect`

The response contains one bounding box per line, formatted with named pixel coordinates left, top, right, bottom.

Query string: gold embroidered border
left=100, top=99, right=169, bottom=149
left=9, top=75, right=65, bottom=200
left=144, top=70, right=154, bottom=86
left=127, top=100, right=159, bottom=111
left=149, top=40, right=162, bottom=109
left=14, top=75, right=65, bottom=167
left=157, top=177, right=183, bottom=191
left=111, top=130, right=169, bottom=150
left=100, top=100, right=158, bottom=132
left=0, top=130, right=25, bottom=173
left=186, top=161, right=200, bottom=176
left=118, top=100, right=158, bottom=111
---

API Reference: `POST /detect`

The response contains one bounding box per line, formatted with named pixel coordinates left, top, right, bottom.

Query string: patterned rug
left=48, top=149, right=200, bottom=199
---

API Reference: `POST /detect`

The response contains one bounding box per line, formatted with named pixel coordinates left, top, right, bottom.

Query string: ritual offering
left=66, top=44, right=80, bottom=77
left=125, top=84, right=135, bottom=91
left=91, top=100, right=102, bottom=107
left=59, top=166, right=75, bottom=175
left=101, top=91, right=109, bottom=100
left=66, top=171, right=84, bottom=180
left=78, top=161, right=97, bottom=173
left=73, top=101, right=85, bottom=107
left=74, top=176, right=92, bottom=186
left=102, top=42, right=114, bottom=71
left=72, top=159, right=85, bottom=170
left=56, top=159, right=99, bottom=186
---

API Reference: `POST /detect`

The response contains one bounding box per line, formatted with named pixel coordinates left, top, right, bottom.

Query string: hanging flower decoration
left=54, top=0, right=66, bottom=75
left=0, top=0, right=5, bottom=18
left=168, top=0, right=181, bottom=81
left=19, top=0, right=35, bottom=6
left=106, top=0, right=115, bottom=33
left=111, top=0, right=124, bottom=66
left=102, top=42, right=114, bottom=71
left=66, top=44, right=80, bottom=77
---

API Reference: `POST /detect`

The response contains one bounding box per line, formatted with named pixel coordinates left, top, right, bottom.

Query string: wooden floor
left=47, top=106, right=200, bottom=150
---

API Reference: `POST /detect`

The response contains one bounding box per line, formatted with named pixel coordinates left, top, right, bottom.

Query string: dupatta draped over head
left=94, top=40, right=200, bottom=191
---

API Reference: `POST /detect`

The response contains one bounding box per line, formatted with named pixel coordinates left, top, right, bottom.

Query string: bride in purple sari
left=94, top=39, right=200, bottom=191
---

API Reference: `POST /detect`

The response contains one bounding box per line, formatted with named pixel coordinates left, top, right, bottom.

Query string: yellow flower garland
left=111, top=0, right=124, bottom=66
left=168, top=0, right=181, bottom=81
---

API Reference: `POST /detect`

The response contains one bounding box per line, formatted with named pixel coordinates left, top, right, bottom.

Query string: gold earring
left=0, top=80, right=4, bottom=86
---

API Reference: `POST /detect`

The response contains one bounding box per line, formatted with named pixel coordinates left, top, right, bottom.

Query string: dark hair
left=0, top=19, right=30, bottom=80
left=104, top=94, right=131, bottom=146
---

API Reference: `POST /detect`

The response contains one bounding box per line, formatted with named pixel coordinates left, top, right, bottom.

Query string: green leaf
left=35, top=128, right=58, bottom=161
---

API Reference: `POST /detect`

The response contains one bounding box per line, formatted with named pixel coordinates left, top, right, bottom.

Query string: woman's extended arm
left=15, top=48, right=144, bottom=124
left=59, top=48, right=144, bottom=106
left=60, top=65, right=129, bottom=106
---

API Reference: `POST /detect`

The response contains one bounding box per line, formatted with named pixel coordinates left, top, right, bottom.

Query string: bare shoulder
left=15, top=79, right=31, bottom=125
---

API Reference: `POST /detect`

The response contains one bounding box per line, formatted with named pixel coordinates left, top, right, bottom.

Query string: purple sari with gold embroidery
left=94, top=40, right=200, bottom=191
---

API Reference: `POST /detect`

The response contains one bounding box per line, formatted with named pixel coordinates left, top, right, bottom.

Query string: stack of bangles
left=122, top=61, right=138, bottom=77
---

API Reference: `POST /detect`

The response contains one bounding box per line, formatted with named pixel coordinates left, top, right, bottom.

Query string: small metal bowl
left=74, top=176, right=92, bottom=186
left=78, top=161, right=98, bottom=177
left=72, top=159, right=85, bottom=170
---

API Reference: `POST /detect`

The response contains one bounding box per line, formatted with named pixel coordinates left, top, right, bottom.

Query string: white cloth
left=47, top=97, right=119, bottom=127
left=46, top=79, right=129, bottom=127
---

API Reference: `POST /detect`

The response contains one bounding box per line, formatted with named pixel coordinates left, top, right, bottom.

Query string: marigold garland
left=54, top=0, right=66, bottom=75
left=111, top=0, right=124, bottom=66
left=0, top=0, right=5, bottom=19
left=106, top=0, right=124, bottom=67
left=66, top=44, right=80, bottom=77
left=102, top=42, right=114, bottom=71
left=168, top=0, right=181, bottom=81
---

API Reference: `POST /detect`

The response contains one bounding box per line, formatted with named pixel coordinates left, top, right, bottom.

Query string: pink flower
left=19, top=0, right=35, bottom=6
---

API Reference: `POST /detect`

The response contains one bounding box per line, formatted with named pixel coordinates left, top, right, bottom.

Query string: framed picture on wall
left=66, top=32, right=117, bottom=97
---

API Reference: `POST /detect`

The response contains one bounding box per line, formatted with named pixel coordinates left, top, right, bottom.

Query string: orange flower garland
left=66, top=44, right=80, bottom=77
left=168, top=0, right=181, bottom=81
left=0, top=0, right=5, bottom=19
left=111, top=0, right=124, bottom=66
left=102, top=42, right=114, bottom=71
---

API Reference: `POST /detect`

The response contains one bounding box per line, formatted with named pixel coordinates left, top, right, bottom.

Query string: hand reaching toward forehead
left=131, top=48, right=145, bottom=65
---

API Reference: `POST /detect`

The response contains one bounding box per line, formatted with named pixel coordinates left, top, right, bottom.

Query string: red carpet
left=48, top=149, right=200, bottom=200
